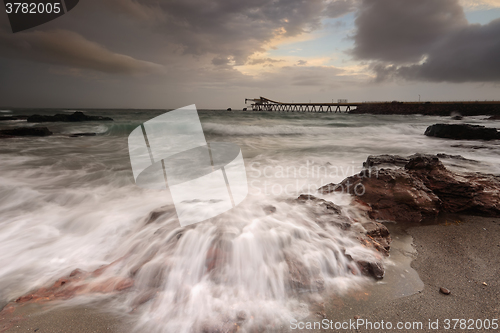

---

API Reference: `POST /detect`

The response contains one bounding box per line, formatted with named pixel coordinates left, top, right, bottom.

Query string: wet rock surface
left=69, top=132, right=97, bottom=137
left=425, top=123, right=500, bottom=140
left=439, top=287, right=451, bottom=295
left=27, top=111, right=113, bottom=123
left=5, top=260, right=133, bottom=308
left=295, top=194, right=390, bottom=280
left=0, top=126, right=52, bottom=138
left=0, top=115, right=29, bottom=121
left=320, top=154, right=500, bottom=223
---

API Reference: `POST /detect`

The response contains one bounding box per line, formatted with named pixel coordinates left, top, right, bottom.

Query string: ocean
left=0, top=109, right=499, bottom=332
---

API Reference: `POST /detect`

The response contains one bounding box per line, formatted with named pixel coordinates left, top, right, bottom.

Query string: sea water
left=0, top=109, right=499, bottom=332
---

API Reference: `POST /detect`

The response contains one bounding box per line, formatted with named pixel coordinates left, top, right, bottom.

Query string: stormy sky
left=0, top=0, right=499, bottom=109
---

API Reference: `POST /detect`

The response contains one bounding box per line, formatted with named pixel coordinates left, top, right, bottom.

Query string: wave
left=202, top=123, right=333, bottom=136
left=102, top=122, right=143, bottom=136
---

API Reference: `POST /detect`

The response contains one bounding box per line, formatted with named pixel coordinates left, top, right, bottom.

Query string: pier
left=244, top=97, right=500, bottom=116
left=244, top=97, right=356, bottom=112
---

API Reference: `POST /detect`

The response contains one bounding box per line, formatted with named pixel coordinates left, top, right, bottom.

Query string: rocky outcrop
left=8, top=260, right=133, bottom=307
left=0, top=115, right=29, bottom=121
left=425, top=124, right=499, bottom=140
left=320, top=154, right=500, bottom=223
left=362, top=154, right=410, bottom=168
left=27, top=111, right=113, bottom=122
left=0, top=126, right=52, bottom=137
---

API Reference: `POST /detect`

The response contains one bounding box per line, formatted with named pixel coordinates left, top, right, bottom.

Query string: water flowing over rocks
left=320, top=154, right=500, bottom=223
left=27, top=111, right=113, bottom=122
left=425, top=124, right=500, bottom=140
left=2, top=197, right=386, bottom=331
left=295, top=194, right=389, bottom=279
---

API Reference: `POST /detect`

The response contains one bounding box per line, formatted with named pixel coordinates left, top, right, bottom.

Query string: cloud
left=247, top=57, right=285, bottom=65
left=278, top=65, right=345, bottom=86
left=0, top=29, right=164, bottom=75
left=351, top=0, right=467, bottom=63
left=351, top=0, right=500, bottom=82
left=460, top=0, right=500, bottom=10
left=323, top=0, right=358, bottom=18
left=102, top=0, right=165, bottom=22
left=373, top=18, right=500, bottom=82
left=97, top=0, right=356, bottom=66
left=212, top=56, right=231, bottom=66
left=296, top=60, right=308, bottom=65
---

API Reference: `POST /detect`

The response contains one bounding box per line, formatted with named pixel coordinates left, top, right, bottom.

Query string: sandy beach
left=313, top=215, right=500, bottom=333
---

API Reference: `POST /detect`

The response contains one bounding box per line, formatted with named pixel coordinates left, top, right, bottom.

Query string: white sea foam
left=0, top=110, right=498, bottom=332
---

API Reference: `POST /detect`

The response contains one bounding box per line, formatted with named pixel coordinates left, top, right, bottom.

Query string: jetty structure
left=244, top=97, right=355, bottom=112
left=244, top=97, right=500, bottom=116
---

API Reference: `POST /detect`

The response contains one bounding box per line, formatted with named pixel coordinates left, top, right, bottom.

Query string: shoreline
left=310, top=215, right=500, bottom=333
left=2, top=215, right=499, bottom=332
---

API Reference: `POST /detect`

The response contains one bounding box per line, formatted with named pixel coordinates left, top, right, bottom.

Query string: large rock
left=425, top=123, right=499, bottom=140
left=0, top=115, right=29, bottom=121
left=0, top=126, right=52, bottom=137
left=27, top=111, right=113, bottom=122
left=405, top=155, right=500, bottom=216
left=320, top=154, right=500, bottom=223
left=362, top=154, right=410, bottom=168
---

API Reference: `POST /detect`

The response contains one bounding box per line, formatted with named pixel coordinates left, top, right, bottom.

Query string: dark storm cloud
left=0, top=0, right=357, bottom=77
left=352, top=0, right=500, bottom=82
left=212, top=56, right=231, bottom=66
left=373, top=19, right=500, bottom=82
left=351, top=0, right=467, bottom=63
left=323, top=0, right=357, bottom=19
left=100, top=0, right=357, bottom=65
left=0, top=29, right=163, bottom=74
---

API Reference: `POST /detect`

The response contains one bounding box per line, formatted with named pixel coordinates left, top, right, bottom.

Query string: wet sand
left=2, top=216, right=500, bottom=332
left=1, top=303, right=125, bottom=333
left=316, top=215, right=500, bottom=332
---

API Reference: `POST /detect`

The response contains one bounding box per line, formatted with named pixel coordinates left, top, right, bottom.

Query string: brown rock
left=357, top=260, right=385, bottom=280
left=322, top=154, right=500, bottom=224
left=285, top=254, right=325, bottom=292
left=0, top=126, right=52, bottom=137
left=440, top=287, right=451, bottom=295
left=362, top=221, right=392, bottom=254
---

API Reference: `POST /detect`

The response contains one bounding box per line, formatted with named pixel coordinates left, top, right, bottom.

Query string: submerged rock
left=69, top=132, right=97, bottom=137
left=295, top=194, right=390, bottom=279
left=0, top=126, right=52, bottom=137
left=425, top=123, right=499, bottom=140
left=27, top=111, right=113, bottom=122
left=0, top=115, right=29, bottom=121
